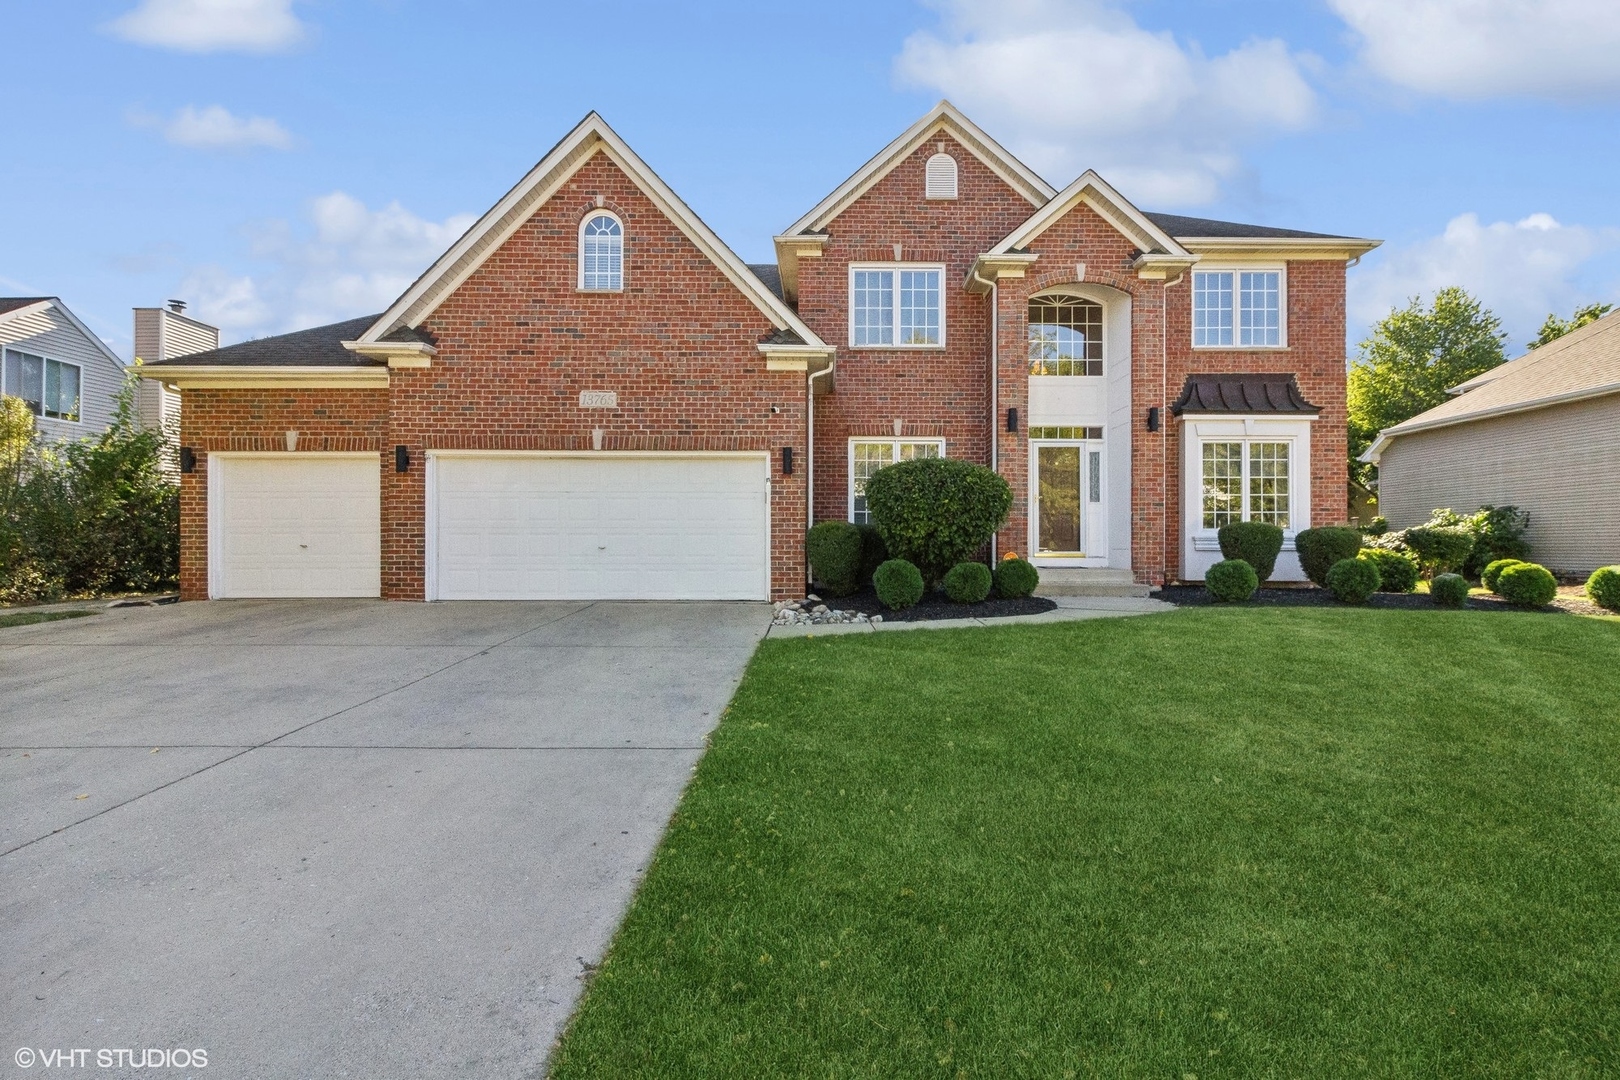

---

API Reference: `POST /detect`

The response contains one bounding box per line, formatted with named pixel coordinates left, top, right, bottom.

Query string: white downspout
left=807, top=361, right=835, bottom=584
left=987, top=277, right=999, bottom=561
left=1161, top=271, right=1186, bottom=585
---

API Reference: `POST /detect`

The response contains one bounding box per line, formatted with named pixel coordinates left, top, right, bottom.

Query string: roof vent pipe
left=167, top=299, right=187, bottom=314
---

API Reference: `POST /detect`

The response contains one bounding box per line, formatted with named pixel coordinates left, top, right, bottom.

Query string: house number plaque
left=579, top=390, right=618, bottom=409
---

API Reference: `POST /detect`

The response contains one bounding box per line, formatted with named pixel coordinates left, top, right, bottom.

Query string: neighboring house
left=133, top=301, right=219, bottom=435
left=1364, top=309, right=1620, bottom=575
left=140, top=103, right=1377, bottom=602
left=0, top=297, right=127, bottom=439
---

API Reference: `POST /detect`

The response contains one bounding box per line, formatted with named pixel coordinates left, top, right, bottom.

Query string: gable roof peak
left=989, top=168, right=1190, bottom=258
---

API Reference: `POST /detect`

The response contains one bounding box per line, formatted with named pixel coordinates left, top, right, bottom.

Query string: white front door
left=429, top=453, right=769, bottom=601
left=1030, top=437, right=1107, bottom=566
left=211, top=454, right=381, bottom=598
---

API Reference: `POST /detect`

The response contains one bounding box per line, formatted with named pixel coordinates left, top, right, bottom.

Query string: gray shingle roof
left=143, top=314, right=385, bottom=367
left=0, top=297, right=53, bottom=316
left=748, top=263, right=784, bottom=301
left=1171, top=373, right=1320, bottom=415
left=1144, top=213, right=1353, bottom=241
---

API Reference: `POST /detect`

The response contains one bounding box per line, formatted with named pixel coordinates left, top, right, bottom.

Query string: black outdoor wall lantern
left=1146, top=406, right=1161, bottom=432
left=781, top=446, right=794, bottom=475
left=1006, top=407, right=1019, bottom=433
left=395, top=445, right=410, bottom=473
left=179, top=446, right=196, bottom=473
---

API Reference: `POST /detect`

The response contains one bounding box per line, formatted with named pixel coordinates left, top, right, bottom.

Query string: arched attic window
left=1029, top=294, right=1103, bottom=376
left=925, top=153, right=958, bottom=200
left=579, top=212, right=623, bottom=290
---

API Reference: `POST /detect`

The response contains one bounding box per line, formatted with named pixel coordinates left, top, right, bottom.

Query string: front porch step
left=1034, top=568, right=1154, bottom=599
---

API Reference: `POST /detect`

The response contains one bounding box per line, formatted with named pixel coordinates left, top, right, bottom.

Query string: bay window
left=1201, top=439, right=1291, bottom=529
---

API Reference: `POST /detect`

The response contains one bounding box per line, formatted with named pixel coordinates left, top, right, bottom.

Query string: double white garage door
left=210, top=453, right=770, bottom=601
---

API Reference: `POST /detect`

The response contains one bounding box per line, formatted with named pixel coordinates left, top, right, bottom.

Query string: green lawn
left=0, top=609, right=94, bottom=629
left=550, top=609, right=1620, bottom=1079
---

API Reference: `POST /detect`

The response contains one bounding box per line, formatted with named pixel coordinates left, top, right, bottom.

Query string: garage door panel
left=215, top=457, right=381, bottom=599
left=432, top=456, right=767, bottom=601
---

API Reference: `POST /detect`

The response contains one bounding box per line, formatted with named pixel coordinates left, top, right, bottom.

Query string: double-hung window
left=1201, top=440, right=1291, bottom=529
left=3, top=349, right=80, bottom=422
left=849, top=438, right=943, bottom=523
left=850, top=266, right=943, bottom=347
left=1192, top=269, right=1283, bottom=347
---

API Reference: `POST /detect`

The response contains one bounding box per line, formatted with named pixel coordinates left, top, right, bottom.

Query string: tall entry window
left=1201, top=440, right=1291, bottom=529
left=1028, top=295, right=1103, bottom=376
left=849, top=438, right=943, bottom=523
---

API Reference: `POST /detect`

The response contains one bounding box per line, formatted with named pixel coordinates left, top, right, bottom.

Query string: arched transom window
left=580, top=212, right=623, bottom=290
left=1029, top=295, right=1103, bottom=376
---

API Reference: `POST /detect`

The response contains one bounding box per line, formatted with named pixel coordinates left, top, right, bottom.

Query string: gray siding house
left=133, top=301, right=219, bottom=434
left=0, top=297, right=128, bottom=440
left=1364, top=310, right=1620, bottom=575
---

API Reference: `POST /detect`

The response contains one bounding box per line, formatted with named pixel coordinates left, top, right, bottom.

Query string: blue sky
left=4, top=0, right=1618, bottom=358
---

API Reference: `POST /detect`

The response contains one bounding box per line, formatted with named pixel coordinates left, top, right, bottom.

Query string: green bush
left=1362, top=516, right=1389, bottom=536
left=993, top=557, right=1039, bottom=599
left=1496, top=562, right=1557, bottom=608
left=806, top=521, right=862, bottom=596
left=1467, top=505, right=1531, bottom=577
left=1218, top=521, right=1284, bottom=581
left=942, top=561, right=992, bottom=604
left=1205, top=558, right=1258, bottom=602
left=1585, top=566, right=1620, bottom=611
left=1403, top=525, right=1476, bottom=577
left=855, top=523, right=889, bottom=585
left=865, top=457, right=1011, bottom=583
left=873, top=559, right=925, bottom=611
left=1481, top=558, right=1528, bottom=593
left=1430, top=573, right=1470, bottom=607
left=1295, top=527, right=1364, bottom=586
left=1326, top=557, right=1381, bottom=603
left=1360, top=547, right=1419, bottom=593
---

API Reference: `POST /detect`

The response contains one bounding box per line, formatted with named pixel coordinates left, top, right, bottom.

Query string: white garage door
left=212, top=455, right=381, bottom=598
left=431, top=454, right=769, bottom=600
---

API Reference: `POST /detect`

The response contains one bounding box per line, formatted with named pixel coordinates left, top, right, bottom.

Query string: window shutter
left=925, top=153, right=958, bottom=200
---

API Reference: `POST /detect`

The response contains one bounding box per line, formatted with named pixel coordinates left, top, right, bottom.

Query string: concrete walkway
left=765, top=593, right=1175, bottom=638
left=1, top=599, right=768, bottom=1079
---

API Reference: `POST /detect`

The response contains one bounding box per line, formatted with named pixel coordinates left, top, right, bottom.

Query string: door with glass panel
left=1031, top=428, right=1105, bottom=560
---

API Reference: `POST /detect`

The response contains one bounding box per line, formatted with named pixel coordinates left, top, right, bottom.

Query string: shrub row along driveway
left=0, top=599, right=768, bottom=1078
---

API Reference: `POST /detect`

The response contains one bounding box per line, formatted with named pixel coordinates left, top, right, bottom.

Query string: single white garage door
left=431, top=454, right=768, bottom=600
left=211, top=455, right=381, bottom=598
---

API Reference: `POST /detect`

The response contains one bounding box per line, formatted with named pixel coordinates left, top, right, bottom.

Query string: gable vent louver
left=925, top=153, right=958, bottom=200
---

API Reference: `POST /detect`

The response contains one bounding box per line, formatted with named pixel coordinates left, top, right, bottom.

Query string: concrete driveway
left=1, top=599, right=769, bottom=1078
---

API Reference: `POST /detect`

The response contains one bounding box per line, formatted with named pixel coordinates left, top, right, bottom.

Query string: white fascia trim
left=782, top=100, right=1055, bottom=237
left=991, top=171, right=1190, bottom=258
left=342, top=340, right=437, bottom=369
left=1178, top=237, right=1383, bottom=260
left=360, top=112, right=827, bottom=351
left=758, top=342, right=837, bottom=372
left=134, top=365, right=389, bottom=389
left=1361, top=381, right=1620, bottom=464
left=1, top=298, right=127, bottom=370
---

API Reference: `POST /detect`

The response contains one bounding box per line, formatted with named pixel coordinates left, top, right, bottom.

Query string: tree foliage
left=1528, top=302, right=1612, bottom=350
left=1347, top=288, right=1507, bottom=482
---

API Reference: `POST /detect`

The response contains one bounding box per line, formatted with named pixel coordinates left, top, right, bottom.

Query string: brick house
left=143, top=103, right=1377, bottom=602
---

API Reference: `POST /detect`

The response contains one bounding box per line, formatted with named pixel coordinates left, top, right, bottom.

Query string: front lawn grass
left=0, top=609, right=94, bottom=629
left=550, top=609, right=1620, bottom=1079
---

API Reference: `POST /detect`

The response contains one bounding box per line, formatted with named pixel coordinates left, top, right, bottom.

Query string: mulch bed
left=822, top=587, right=1057, bottom=623
left=1158, top=584, right=1612, bottom=617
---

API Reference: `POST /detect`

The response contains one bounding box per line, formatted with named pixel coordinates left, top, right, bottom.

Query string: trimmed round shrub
left=1218, top=521, right=1284, bottom=581
left=1430, top=572, right=1470, bottom=608
left=873, top=558, right=925, bottom=611
left=943, top=561, right=993, bottom=604
left=1403, top=525, right=1476, bottom=577
left=1360, top=547, right=1419, bottom=593
left=865, top=458, right=1012, bottom=583
left=994, top=557, right=1039, bottom=599
left=1481, top=557, right=1527, bottom=593
left=806, top=520, right=862, bottom=596
left=1585, top=566, right=1620, bottom=611
left=1295, top=526, right=1364, bottom=586
left=1325, top=556, right=1381, bottom=603
left=855, top=523, right=889, bottom=585
left=1496, top=562, right=1557, bottom=608
left=1205, top=558, right=1259, bottom=602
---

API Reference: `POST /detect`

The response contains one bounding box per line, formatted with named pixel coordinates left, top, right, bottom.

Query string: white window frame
left=1191, top=265, right=1287, bottom=350
left=847, top=437, right=946, bottom=523
left=3, top=348, right=82, bottom=424
left=1196, top=436, right=1295, bottom=531
left=847, top=263, right=946, bottom=350
left=578, top=211, right=624, bottom=292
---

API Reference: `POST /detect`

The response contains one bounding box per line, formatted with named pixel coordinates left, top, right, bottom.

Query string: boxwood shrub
left=855, top=523, right=889, bottom=585
left=1481, top=557, right=1527, bottom=593
left=1496, top=562, right=1557, bottom=608
left=1430, top=572, right=1470, bottom=607
left=994, top=556, right=1039, bottom=599
left=1403, top=525, right=1476, bottom=577
left=1205, top=558, right=1258, bottom=602
left=805, top=520, right=863, bottom=596
left=865, top=458, right=1011, bottom=583
left=1325, top=556, right=1381, bottom=603
left=873, top=558, right=925, bottom=611
left=1295, top=526, right=1364, bottom=586
left=1217, top=521, right=1284, bottom=581
left=1360, top=547, right=1419, bottom=593
left=943, top=561, right=992, bottom=604
left=1585, top=566, right=1620, bottom=611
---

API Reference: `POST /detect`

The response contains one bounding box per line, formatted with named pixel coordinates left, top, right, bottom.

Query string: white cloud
left=1348, top=212, right=1620, bottom=349
left=180, top=192, right=476, bottom=339
left=1329, top=0, right=1620, bottom=101
left=136, top=105, right=294, bottom=150
left=107, top=0, right=305, bottom=54
left=894, top=0, right=1317, bottom=205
